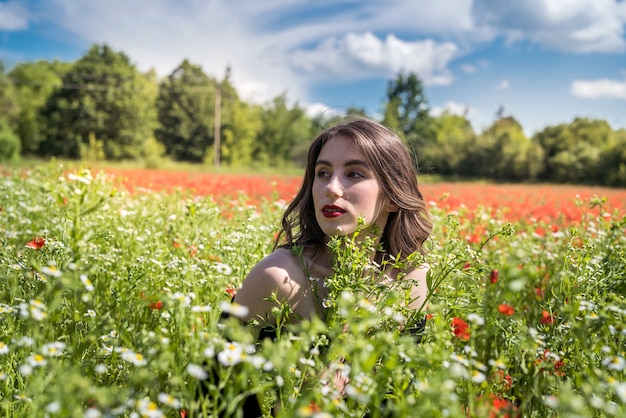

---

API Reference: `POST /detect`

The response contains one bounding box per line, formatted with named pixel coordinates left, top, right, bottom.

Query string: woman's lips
left=321, top=205, right=346, bottom=218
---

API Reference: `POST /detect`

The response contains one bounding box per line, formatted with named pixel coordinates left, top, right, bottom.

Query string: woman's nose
left=325, top=174, right=343, bottom=197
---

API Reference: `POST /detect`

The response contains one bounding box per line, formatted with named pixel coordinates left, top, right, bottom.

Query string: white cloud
left=496, top=79, right=510, bottom=90
left=288, top=32, right=458, bottom=85
left=7, top=0, right=625, bottom=136
left=38, top=0, right=309, bottom=105
left=472, top=0, right=626, bottom=53
left=23, top=0, right=467, bottom=105
left=0, top=1, right=28, bottom=30
left=430, top=101, right=476, bottom=118
left=571, top=78, right=626, bottom=99
left=430, top=101, right=482, bottom=132
left=304, top=102, right=345, bottom=118
left=461, top=64, right=476, bottom=73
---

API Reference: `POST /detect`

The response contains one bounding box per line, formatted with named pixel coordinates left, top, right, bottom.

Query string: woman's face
left=312, top=135, right=395, bottom=237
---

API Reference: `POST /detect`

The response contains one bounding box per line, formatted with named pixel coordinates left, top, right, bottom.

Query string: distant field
left=102, top=167, right=626, bottom=224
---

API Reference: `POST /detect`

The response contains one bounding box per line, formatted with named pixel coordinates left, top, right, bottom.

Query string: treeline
left=0, top=44, right=624, bottom=186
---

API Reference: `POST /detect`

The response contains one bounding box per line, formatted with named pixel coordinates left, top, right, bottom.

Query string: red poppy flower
left=540, top=310, right=554, bottom=324
left=498, top=304, right=515, bottom=316
left=25, top=237, right=46, bottom=249
left=494, top=369, right=513, bottom=390
left=549, top=357, right=566, bottom=377
left=451, top=317, right=470, bottom=341
left=225, top=287, right=237, bottom=298
left=488, top=394, right=517, bottom=418
left=535, top=287, right=544, bottom=300
left=490, top=269, right=499, bottom=284
left=149, top=300, right=163, bottom=310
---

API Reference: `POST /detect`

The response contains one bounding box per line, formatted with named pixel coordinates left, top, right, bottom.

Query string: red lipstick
left=321, top=205, right=345, bottom=218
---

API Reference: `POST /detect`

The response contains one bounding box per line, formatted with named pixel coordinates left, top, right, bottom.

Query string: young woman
left=234, top=117, right=432, bottom=326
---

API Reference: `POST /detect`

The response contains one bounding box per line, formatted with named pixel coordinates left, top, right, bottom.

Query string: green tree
left=39, top=44, right=158, bottom=160
left=421, top=111, right=476, bottom=175
left=534, top=117, right=613, bottom=183
left=0, top=118, right=20, bottom=162
left=155, top=60, right=217, bottom=162
left=0, top=62, right=19, bottom=130
left=600, top=128, right=626, bottom=187
left=9, top=60, right=71, bottom=155
left=382, top=72, right=433, bottom=146
left=219, top=101, right=262, bottom=166
left=254, top=94, right=311, bottom=166
left=462, top=116, right=544, bottom=181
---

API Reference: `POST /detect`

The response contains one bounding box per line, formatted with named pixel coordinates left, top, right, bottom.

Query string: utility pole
left=213, top=81, right=221, bottom=168
left=213, top=66, right=231, bottom=168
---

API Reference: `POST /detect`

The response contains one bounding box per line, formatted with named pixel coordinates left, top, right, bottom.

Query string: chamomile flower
left=217, top=342, right=245, bottom=366
left=80, top=274, right=94, bottom=291
left=602, top=356, right=625, bottom=371
left=40, top=266, right=62, bottom=278
left=137, top=398, right=165, bottom=418
left=467, top=313, right=485, bottom=326
left=0, top=342, right=9, bottom=355
left=220, top=301, right=249, bottom=318
left=157, top=393, right=180, bottom=409
left=14, top=394, right=32, bottom=402
left=171, top=292, right=192, bottom=307
left=85, top=408, right=102, bottom=418
left=215, top=263, right=233, bottom=275
left=46, top=401, right=61, bottom=413
left=18, top=364, right=33, bottom=376
left=121, top=351, right=147, bottom=366
left=95, top=364, right=107, bottom=374
left=471, top=370, right=486, bottom=383
left=42, top=341, right=66, bottom=357
left=186, top=363, right=208, bottom=380
left=27, top=354, right=48, bottom=367
left=68, top=171, right=92, bottom=185
left=191, top=304, right=212, bottom=313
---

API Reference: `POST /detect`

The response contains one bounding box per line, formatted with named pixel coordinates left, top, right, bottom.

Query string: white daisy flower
left=220, top=301, right=249, bottom=319
left=27, top=354, right=47, bottom=367
left=42, top=341, right=66, bottom=357
left=80, top=275, right=94, bottom=291
left=217, top=342, right=244, bottom=366
left=158, top=393, right=180, bottom=409
left=121, top=351, right=147, bottom=366
left=215, top=263, right=233, bottom=275
left=602, top=356, right=625, bottom=371
left=186, top=363, right=208, bottom=380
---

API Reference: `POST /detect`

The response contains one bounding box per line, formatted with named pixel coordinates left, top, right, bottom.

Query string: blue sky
left=1, top=0, right=625, bottom=135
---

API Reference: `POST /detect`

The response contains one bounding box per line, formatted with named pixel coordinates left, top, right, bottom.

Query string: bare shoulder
left=394, top=263, right=430, bottom=311
left=404, top=263, right=429, bottom=281
left=234, top=248, right=316, bottom=323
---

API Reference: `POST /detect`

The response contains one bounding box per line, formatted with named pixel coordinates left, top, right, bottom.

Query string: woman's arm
left=404, top=264, right=429, bottom=312
left=233, top=248, right=319, bottom=324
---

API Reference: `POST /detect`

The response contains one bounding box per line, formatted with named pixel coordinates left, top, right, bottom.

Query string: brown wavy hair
left=276, top=118, right=432, bottom=260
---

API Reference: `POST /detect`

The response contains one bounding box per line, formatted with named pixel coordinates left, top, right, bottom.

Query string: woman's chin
left=324, top=225, right=354, bottom=236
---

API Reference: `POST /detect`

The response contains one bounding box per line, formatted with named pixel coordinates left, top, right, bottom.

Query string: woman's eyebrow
left=315, top=159, right=371, bottom=168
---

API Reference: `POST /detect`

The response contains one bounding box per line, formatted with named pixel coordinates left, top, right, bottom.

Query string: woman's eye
left=316, top=170, right=330, bottom=178
left=348, top=171, right=364, bottom=178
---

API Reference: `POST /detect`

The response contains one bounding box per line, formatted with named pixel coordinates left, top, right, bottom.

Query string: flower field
left=1, top=164, right=625, bottom=417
